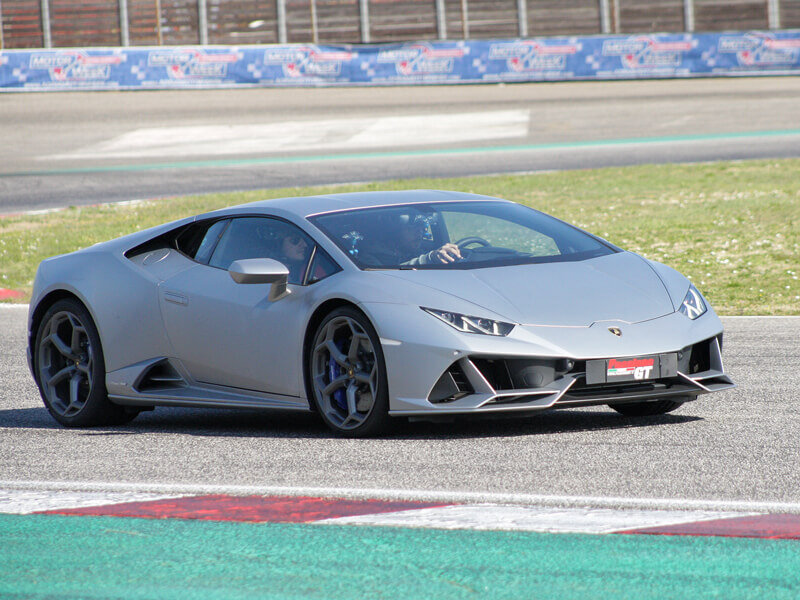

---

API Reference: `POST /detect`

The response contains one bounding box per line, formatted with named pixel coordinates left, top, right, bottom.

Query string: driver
left=397, top=214, right=462, bottom=266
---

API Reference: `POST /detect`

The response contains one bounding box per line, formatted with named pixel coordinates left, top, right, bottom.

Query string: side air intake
left=133, top=359, right=186, bottom=393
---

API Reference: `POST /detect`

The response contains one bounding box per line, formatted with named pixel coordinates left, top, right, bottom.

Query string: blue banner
left=1, top=30, right=799, bottom=91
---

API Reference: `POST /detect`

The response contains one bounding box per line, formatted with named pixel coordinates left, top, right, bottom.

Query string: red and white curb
left=0, top=289, right=24, bottom=300
left=2, top=487, right=800, bottom=539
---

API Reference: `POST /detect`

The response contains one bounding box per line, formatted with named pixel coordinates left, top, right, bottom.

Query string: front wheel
left=308, top=307, right=391, bottom=437
left=609, top=399, right=685, bottom=417
left=34, top=298, right=135, bottom=427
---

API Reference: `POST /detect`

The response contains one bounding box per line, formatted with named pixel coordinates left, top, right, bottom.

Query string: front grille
left=470, top=356, right=583, bottom=391
left=471, top=358, right=513, bottom=390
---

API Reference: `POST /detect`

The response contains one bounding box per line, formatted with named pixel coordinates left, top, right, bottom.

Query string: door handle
left=163, top=291, right=188, bottom=306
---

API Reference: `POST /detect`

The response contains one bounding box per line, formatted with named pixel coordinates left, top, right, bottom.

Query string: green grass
left=1, top=159, right=798, bottom=314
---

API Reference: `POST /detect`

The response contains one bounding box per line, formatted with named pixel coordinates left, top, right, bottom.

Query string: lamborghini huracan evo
left=28, top=190, right=734, bottom=436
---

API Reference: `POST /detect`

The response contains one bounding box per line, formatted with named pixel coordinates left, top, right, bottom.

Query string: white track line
left=47, top=111, right=531, bottom=160
left=1, top=480, right=798, bottom=514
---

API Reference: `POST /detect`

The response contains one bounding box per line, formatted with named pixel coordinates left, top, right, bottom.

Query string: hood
left=380, top=251, right=675, bottom=327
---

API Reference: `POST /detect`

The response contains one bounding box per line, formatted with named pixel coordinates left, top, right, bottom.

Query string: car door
left=159, top=216, right=335, bottom=397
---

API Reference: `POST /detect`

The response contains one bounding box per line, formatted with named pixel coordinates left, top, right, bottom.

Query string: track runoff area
left=2, top=482, right=800, bottom=598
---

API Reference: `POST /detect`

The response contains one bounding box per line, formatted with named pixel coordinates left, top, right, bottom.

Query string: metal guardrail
left=0, top=0, right=797, bottom=50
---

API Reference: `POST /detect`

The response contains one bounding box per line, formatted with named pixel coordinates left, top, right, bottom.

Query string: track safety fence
left=1, top=29, right=799, bottom=90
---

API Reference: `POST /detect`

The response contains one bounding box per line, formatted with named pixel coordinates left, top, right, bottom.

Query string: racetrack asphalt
left=2, top=77, right=799, bottom=212
left=2, top=305, right=799, bottom=507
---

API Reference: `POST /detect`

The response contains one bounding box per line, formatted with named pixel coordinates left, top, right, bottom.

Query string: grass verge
left=1, top=159, right=798, bottom=314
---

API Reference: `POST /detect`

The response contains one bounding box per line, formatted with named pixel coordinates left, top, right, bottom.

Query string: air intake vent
left=134, top=359, right=186, bottom=393
left=449, top=362, right=471, bottom=393
left=689, top=338, right=712, bottom=374
left=428, top=362, right=474, bottom=404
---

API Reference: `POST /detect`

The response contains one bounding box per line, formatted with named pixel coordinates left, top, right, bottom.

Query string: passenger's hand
left=432, top=243, right=462, bottom=263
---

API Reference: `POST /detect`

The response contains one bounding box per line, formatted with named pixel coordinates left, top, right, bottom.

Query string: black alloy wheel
left=34, top=298, right=136, bottom=426
left=309, top=307, right=391, bottom=436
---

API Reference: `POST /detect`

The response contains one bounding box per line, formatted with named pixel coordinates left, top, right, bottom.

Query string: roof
left=237, top=189, right=506, bottom=218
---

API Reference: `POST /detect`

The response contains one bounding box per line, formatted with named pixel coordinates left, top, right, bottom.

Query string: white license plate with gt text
left=585, top=354, right=677, bottom=385
left=607, top=357, right=657, bottom=381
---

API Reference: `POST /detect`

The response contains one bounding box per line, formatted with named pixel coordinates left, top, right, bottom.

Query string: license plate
left=606, top=357, right=657, bottom=381
left=585, top=353, right=677, bottom=385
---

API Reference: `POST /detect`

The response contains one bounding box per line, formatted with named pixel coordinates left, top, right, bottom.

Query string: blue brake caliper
left=329, top=339, right=347, bottom=410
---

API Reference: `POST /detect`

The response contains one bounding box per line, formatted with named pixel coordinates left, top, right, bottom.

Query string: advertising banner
left=1, top=30, right=799, bottom=91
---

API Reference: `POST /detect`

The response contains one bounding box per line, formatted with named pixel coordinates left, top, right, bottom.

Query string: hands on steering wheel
left=431, top=243, right=462, bottom=263
left=431, top=237, right=491, bottom=264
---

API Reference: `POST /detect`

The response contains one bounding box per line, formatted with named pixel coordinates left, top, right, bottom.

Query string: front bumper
left=360, top=302, right=734, bottom=416
left=389, top=335, right=734, bottom=415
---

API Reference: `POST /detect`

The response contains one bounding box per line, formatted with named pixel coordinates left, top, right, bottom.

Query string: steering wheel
left=455, top=236, right=491, bottom=249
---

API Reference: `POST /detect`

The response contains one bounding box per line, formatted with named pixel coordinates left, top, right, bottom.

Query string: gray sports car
left=28, top=190, right=734, bottom=436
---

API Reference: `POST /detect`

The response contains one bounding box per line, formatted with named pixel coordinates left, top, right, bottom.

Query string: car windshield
left=309, top=201, right=617, bottom=270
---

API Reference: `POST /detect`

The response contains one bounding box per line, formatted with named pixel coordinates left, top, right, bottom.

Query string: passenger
left=279, top=233, right=310, bottom=283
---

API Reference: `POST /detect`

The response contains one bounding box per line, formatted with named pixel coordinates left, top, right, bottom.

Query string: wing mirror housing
left=228, top=258, right=291, bottom=301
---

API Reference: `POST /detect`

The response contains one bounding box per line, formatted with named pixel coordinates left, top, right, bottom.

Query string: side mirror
left=228, top=258, right=291, bottom=301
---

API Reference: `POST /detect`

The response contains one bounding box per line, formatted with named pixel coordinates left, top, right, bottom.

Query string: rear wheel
left=34, top=298, right=136, bottom=427
left=609, top=399, right=685, bottom=417
left=308, top=307, right=391, bottom=437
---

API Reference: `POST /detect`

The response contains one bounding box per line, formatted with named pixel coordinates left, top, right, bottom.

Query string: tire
left=609, top=399, right=685, bottom=417
left=34, top=298, right=136, bottom=427
left=308, top=307, right=391, bottom=437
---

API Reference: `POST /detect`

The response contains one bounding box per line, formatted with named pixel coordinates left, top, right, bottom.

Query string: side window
left=307, top=249, right=341, bottom=284
left=194, top=220, right=230, bottom=264
left=208, top=217, right=315, bottom=285
left=174, top=219, right=229, bottom=262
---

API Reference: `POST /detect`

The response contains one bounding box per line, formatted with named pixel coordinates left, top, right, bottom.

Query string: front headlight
left=679, top=285, right=707, bottom=320
left=422, top=307, right=515, bottom=336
